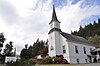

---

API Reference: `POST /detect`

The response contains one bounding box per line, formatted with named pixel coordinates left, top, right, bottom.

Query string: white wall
left=50, top=21, right=60, bottom=29
left=48, top=31, right=62, bottom=57
left=68, top=41, right=95, bottom=64
left=48, top=32, right=56, bottom=57
left=60, top=35, right=70, bottom=62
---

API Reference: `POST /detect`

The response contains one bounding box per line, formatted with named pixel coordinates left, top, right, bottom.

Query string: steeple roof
left=49, top=5, right=60, bottom=24
left=52, top=5, right=58, bottom=21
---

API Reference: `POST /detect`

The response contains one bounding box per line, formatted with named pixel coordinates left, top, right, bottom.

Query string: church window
left=77, top=58, right=79, bottom=63
left=75, top=46, right=78, bottom=53
left=85, top=59, right=87, bottom=63
left=90, top=48, right=92, bottom=52
left=51, top=46, right=54, bottom=50
left=83, top=47, right=86, bottom=54
left=51, top=37, right=52, bottom=39
left=62, top=45, right=66, bottom=53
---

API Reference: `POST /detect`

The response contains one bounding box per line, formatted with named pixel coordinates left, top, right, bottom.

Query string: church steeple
left=52, top=5, right=58, bottom=21
left=49, top=5, right=60, bottom=24
left=48, top=5, right=61, bottom=34
left=48, top=6, right=62, bottom=57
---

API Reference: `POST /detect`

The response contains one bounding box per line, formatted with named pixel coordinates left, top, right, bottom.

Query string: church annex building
left=48, top=6, right=96, bottom=64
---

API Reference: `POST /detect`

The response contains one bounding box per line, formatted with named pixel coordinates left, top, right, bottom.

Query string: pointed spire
left=49, top=5, right=60, bottom=24
left=52, top=5, right=58, bottom=21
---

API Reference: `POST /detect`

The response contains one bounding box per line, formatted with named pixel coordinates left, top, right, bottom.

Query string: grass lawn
left=37, top=63, right=100, bottom=66
left=36, top=64, right=76, bottom=66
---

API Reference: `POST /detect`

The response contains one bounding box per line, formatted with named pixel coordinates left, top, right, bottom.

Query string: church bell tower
left=48, top=5, right=62, bottom=57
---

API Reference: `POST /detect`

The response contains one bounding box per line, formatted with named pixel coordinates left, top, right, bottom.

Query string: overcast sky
left=0, top=0, right=100, bottom=54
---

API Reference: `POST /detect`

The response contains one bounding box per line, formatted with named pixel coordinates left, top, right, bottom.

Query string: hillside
left=72, top=19, right=100, bottom=46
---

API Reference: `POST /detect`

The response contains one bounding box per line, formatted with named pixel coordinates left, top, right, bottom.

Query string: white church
left=48, top=6, right=96, bottom=64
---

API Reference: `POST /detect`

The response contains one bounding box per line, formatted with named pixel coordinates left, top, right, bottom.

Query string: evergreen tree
left=72, top=19, right=100, bottom=38
left=3, top=41, right=13, bottom=56
left=0, top=33, right=6, bottom=53
left=30, top=38, right=47, bottom=57
left=20, top=44, right=32, bottom=59
left=88, top=35, right=100, bottom=47
left=20, top=38, right=48, bottom=58
left=20, top=48, right=32, bottom=59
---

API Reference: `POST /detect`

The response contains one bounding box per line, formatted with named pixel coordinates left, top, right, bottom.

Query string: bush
left=36, top=55, right=69, bottom=64
left=31, top=58, right=37, bottom=64
left=54, top=55, right=69, bottom=64
left=62, top=59, right=69, bottom=64
left=5, top=59, right=34, bottom=66
left=20, top=49, right=32, bottom=59
left=37, top=57, right=53, bottom=64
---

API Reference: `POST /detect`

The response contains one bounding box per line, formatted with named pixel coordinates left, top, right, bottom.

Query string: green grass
left=36, top=63, right=100, bottom=66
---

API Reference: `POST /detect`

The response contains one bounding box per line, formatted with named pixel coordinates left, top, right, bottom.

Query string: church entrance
left=87, top=55, right=92, bottom=63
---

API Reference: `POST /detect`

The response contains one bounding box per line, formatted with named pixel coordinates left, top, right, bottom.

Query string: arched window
left=51, top=46, right=54, bottom=50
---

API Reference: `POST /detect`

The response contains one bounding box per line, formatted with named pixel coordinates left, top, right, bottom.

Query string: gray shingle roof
left=60, top=32, right=96, bottom=46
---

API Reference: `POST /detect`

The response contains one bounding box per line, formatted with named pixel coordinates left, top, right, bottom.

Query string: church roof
left=49, top=5, right=60, bottom=24
left=61, top=32, right=96, bottom=46
left=91, top=48, right=100, bottom=52
left=48, top=28, right=62, bottom=34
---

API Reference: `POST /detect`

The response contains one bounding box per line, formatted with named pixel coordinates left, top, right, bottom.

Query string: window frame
left=50, top=46, right=54, bottom=50
left=62, top=45, right=66, bottom=54
left=77, top=58, right=79, bottom=63
left=85, top=59, right=88, bottom=63
left=75, top=46, right=78, bottom=53
left=83, top=47, right=86, bottom=54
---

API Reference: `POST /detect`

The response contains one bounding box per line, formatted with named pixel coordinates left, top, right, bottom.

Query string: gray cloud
left=22, top=15, right=48, bottom=33
left=0, top=0, right=20, bottom=25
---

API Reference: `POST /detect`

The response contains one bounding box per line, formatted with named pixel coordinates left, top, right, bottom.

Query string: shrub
left=62, top=59, right=69, bottom=64
left=20, top=49, right=32, bottom=59
left=5, top=59, right=34, bottom=66
left=54, top=55, right=69, bottom=64
left=37, top=57, right=53, bottom=64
